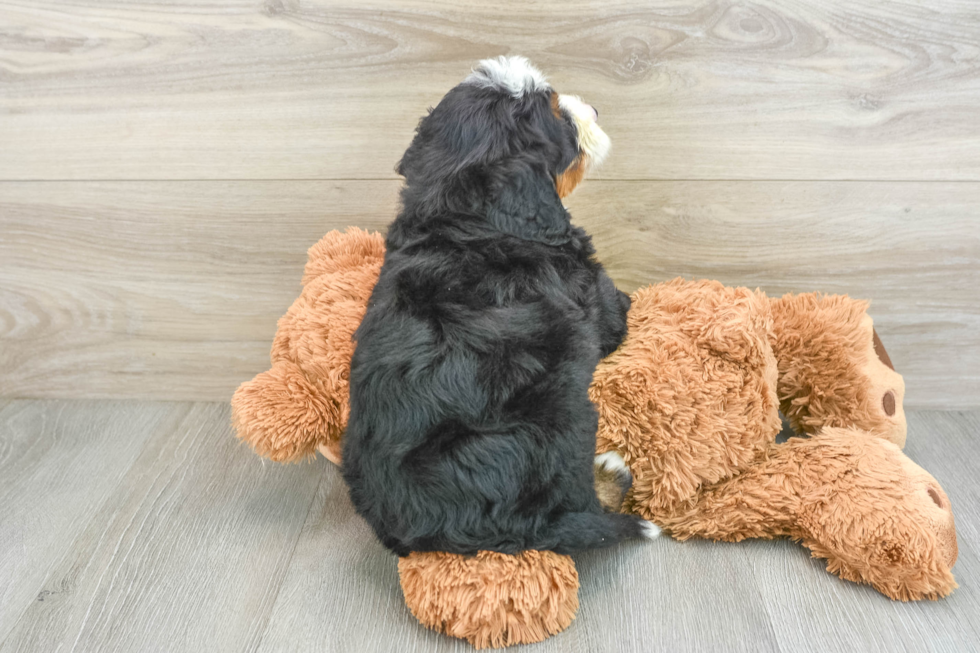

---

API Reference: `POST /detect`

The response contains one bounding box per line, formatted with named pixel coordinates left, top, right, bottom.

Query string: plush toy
left=232, top=228, right=958, bottom=649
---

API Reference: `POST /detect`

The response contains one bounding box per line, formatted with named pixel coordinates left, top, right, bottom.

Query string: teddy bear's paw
left=231, top=360, right=343, bottom=463
left=594, top=451, right=632, bottom=512
left=316, top=441, right=342, bottom=466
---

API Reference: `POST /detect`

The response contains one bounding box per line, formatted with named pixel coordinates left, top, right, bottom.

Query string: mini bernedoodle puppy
left=343, top=56, right=659, bottom=557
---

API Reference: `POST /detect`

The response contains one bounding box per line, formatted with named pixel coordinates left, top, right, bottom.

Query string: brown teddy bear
left=232, top=229, right=958, bottom=649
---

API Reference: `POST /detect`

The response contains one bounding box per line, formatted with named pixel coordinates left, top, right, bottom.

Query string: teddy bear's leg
left=590, top=279, right=783, bottom=523
left=398, top=550, right=579, bottom=649
left=231, top=360, right=346, bottom=463
left=769, top=293, right=907, bottom=447
left=661, top=428, right=957, bottom=600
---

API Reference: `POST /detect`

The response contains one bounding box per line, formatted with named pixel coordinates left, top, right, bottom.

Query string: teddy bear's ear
left=231, top=361, right=345, bottom=463
left=302, top=227, right=386, bottom=286
left=872, top=328, right=895, bottom=370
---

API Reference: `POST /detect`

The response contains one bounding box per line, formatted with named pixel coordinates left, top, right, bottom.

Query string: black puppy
left=342, top=56, right=658, bottom=557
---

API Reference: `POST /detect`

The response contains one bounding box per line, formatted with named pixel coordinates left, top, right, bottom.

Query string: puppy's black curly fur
left=342, top=65, right=650, bottom=557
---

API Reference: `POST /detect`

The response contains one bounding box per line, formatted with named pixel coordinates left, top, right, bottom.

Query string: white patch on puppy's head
left=464, top=56, right=551, bottom=98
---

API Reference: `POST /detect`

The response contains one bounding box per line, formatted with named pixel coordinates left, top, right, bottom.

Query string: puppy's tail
left=535, top=450, right=659, bottom=554
left=542, top=511, right=660, bottom=554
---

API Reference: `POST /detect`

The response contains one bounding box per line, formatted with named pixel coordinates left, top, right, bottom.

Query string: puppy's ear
left=485, top=159, right=570, bottom=245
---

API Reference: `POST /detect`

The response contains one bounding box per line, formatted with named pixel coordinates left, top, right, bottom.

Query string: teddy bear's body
left=232, top=228, right=957, bottom=649
left=591, top=278, right=954, bottom=603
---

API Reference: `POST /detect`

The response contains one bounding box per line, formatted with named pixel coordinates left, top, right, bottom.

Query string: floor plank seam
left=249, top=465, right=328, bottom=653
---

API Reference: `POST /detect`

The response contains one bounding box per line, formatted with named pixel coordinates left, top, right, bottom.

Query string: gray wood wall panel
left=2, top=1, right=979, bottom=180
left=2, top=181, right=976, bottom=407
left=2, top=0, right=978, bottom=406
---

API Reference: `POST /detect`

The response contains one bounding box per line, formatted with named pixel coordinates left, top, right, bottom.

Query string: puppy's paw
left=595, top=451, right=631, bottom=485
left=594, top=451, right=633, bottom=512
left=640, top=520, right=662, bottom=540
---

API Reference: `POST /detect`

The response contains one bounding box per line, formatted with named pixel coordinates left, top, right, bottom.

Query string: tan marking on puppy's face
left=556, top=157, right=586, bottom=199
left=550, top=90, right=564, bottom=121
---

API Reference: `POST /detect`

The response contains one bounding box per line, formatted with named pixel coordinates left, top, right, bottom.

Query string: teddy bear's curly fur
left=232, top=228, right=957, bottom=649
left=232, top=228, right=384, bottom=465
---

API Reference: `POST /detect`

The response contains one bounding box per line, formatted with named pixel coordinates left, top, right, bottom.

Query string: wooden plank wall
left=1, top=0, right=978, bottom=407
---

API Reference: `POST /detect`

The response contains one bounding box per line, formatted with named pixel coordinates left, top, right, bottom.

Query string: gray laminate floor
left=0, top=400, right=976, bottom=652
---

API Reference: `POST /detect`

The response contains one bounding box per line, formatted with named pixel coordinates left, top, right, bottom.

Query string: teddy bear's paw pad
left=917, top=484, right=958, bottom=570
left=873, top=328, right=895, bottom=370
left=882, top=390, right=897, bottom=417
left=399, top=550, right=579, bottom=649
left=317, top=441, right=342, bottom=466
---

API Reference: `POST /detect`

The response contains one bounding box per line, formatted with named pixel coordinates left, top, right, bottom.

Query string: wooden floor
left=0, top=400, right=977, bottom=652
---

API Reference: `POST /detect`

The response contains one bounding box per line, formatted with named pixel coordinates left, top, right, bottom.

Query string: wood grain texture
left=2, top=0, right=980, bottom=180
left=0, top=402, right=976, bottom=651
left=2, top=180, right=977, bottom=407
left=0, top=402, right=323, bottom=653
left=0, top=400, right=177, bottom=643
left=0, top=180, right=396, bottom=401
left=256, top=459, right=466, bottom=653
left=569, top=180, right=980, bottom=409
left=1, top=0, right=976, bottom=647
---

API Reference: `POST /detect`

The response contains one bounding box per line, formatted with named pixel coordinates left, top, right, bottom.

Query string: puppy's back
left=343, top=229, right=617, bottom=554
